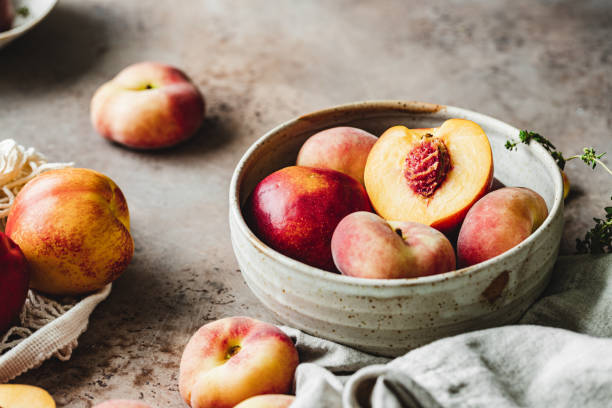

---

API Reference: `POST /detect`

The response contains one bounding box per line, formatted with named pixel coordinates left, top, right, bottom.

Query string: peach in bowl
left=229, top=101, right=563, bottom=357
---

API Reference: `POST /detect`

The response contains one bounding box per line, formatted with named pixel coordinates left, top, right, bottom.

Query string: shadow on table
left=0, top=4, right=108, bottom=91
left=111, top=113, right=238, bottom=160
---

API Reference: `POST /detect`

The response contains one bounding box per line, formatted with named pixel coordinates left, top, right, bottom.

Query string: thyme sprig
left=16, top=6, right=29, bottom=18
left=505, top=130, right=612, bottom=176
left=576, top=198, right=612, bottom=254
left=506, top=130, right=612, bottom=254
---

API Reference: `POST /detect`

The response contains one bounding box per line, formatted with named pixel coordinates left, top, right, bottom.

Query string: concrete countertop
left=1, top=0, right=611, bottom=406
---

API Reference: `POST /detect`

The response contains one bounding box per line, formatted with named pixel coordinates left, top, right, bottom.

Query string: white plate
left=0, top=0, right=58, bottom=50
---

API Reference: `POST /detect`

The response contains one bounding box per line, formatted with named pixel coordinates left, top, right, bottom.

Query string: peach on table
left=0, top=384, right=56, bottom=408
left=234, top=394, right=295, bottom=408
left=179, top=316, right=299, bottom=408
left=5, top=168, right=134, bottom=295
left=91, top=62, right=205, bottom=149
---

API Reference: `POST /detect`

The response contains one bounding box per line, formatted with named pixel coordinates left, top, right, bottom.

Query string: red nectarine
left=244, top=166, right=371, bottom=272
left=0, top=232, right=29, bottom=335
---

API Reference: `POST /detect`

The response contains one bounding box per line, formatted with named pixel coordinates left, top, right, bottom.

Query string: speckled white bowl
left=0, top=0, right=57, bottom=50
left=229, top=101, right=564, bottom=357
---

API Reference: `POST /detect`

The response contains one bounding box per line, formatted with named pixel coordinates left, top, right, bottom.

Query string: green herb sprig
left=505, top=130, right=612, bottom=176
left=16, top=6, right=29, bottom=18
left=506, top=130, right=612, bottom=253
left=576, top=198, right=612, bottom=254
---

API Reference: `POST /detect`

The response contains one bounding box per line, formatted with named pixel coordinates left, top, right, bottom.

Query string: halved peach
left=364, top=119, right=493, bottom=233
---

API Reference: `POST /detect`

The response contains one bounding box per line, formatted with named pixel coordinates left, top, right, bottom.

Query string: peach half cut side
left=364, top=118, right=494, bottom=233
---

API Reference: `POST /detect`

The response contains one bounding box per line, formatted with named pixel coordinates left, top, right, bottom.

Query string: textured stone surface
left=0, top=0, right=610, bottom=406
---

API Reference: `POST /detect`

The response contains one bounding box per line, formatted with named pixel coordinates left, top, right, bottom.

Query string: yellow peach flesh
left=364, top=119, right=493, bottom=232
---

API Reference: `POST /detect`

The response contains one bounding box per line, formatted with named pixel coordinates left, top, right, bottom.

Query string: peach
left=364, top=119, right=494, bottom=234
left=0, top=232, right=29, bottom=335
left=91, top=62, right=205, bottom=149
left=0, top=384, right=55, bottom=408
left=296, top=126, right=378, bottom=184
left=0, top=0, right=14, bottom=33
left=562, top=170, right=570, bottom=199
left=234, top=394, right=295, bottom=408
left=179, top=316, right=299, bottom=408
left=5, top=168, right=134, bottom=295
left=93, top=400, right=154, bottom=408
left=457, top=187, right=548, bottom=267
left=331, top=211, right=455, bottom=279
left=244, top=166, right=371, bottom=272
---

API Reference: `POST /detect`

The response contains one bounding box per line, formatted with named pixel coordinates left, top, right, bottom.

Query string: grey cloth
left=281, top=254, right=612, bottom=408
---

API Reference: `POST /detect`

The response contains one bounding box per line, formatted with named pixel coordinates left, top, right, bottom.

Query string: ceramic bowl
left=0, top=0, right=58, bottom=50
left=229, top=101, right=564, bottom=357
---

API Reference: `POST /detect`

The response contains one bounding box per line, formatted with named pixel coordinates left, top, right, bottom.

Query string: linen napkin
left=281, top=254, right=612, bottom=408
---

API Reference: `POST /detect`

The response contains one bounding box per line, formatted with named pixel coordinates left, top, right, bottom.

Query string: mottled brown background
left=1, top=0, right=611, bottom=406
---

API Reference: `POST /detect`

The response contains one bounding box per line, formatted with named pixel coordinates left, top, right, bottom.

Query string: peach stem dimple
left=225, top=344, right=241, bottom=359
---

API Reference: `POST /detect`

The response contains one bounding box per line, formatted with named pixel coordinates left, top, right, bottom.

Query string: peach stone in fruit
left=91, top=62, right=205, bottom=149
left=364, top=119, right=494, bottom=233
left=5, top=168, right=134, bottom=295
left=457, top=187, right=549, bottom=267
left=331, top=212, right=456, bottom=279
left=179, top=316, right=299, bottom=408
left=0, top=384, right=56, bottom=408
left=234, top=394, right=295, bottom=408
left=244, top=166, right=371, bottom=271
left=296, top=126, right=378, bottom=184
left=93, top=401, right=154, bottom=408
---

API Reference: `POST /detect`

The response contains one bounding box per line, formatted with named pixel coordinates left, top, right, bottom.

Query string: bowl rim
left=229, top=100, right=564, bottom=287
left=0, top=0, right=58, bottom=40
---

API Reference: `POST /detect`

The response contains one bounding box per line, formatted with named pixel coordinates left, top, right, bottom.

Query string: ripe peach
left=179, top=316, right=299, bottom=408
left=93, top=401, right=154, bottom=408
left=91, top=62, right=205, bottom=149
left=562, top=171, right=570, bottom=199
left=0, top=232, right=29, bottom=335
left=331, top=212, right=455, bottom=279
left=0, top=384, right=55, bottom=408
left=457, top=187, right=548, bottom=267
left=296, top=126, right=377, bottom=184
left=244, top=166, right=371, bottom=272
left=5, top=168, right=134, bottom=295
left=234, top=394, right=295, bottom=408
left=0, top=0, right=14, bottom=32
left=364, top=119, right=494, bottom=234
